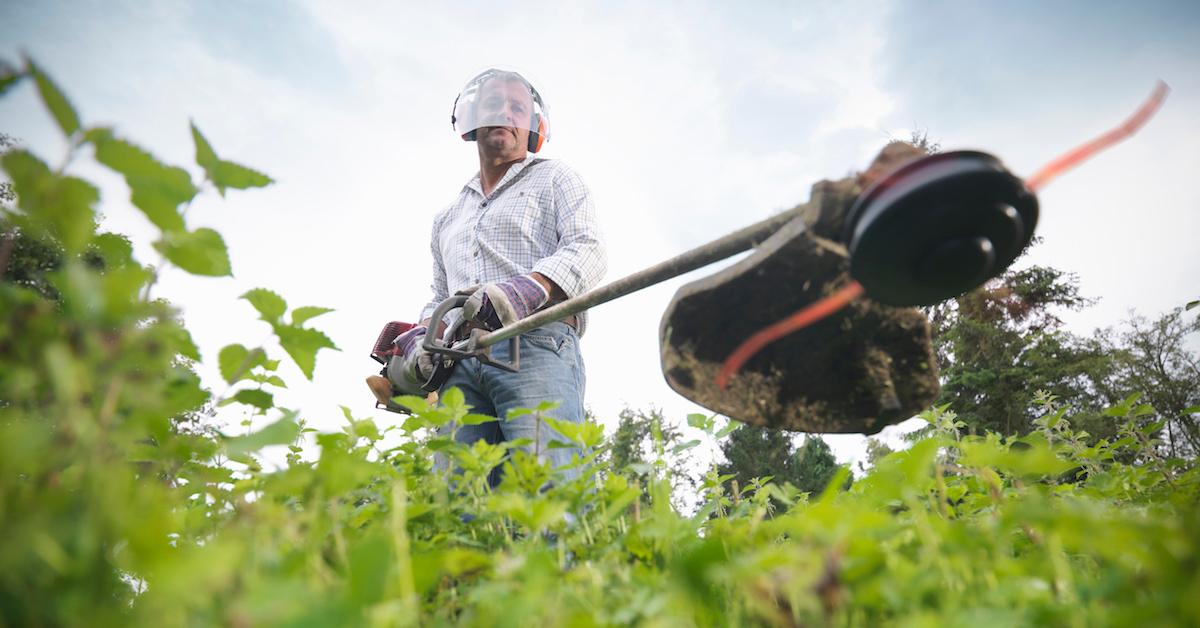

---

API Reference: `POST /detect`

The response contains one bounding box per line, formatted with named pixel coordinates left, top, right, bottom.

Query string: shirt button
left=473, top=251, right=479, bottom=257
left=480, top=201, right=488, bottom=207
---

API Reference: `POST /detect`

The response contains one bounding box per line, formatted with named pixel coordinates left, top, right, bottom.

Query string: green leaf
left=461, top=413, right=497, bottom=426
left=91, top=232, right=135, bottom=267
left=671, top=439, right=702, bottom=454
left=153, top=227, right=231, bottom=276
left=241, top=288, right=287, bottom=324
left=714, top=421, right=740, bottom=438
left=189, top=120, right=219, bottom=177
left=1, top=149, right=97, bottom=253
left=218, top=344, right=267, bottom=384
left=686, top=413, right=712, bottom=432
left=89, top=129, right=196, bottom=234
left=0, top=65, right=24, bottom=97
left=213, top=160, right=273, bottom=194
left=223, top=415, right=300, bottom=457
left=275, top=324, right=339, bottom=380
left=291, top=306, right=334, bottom=326
left=167, top=324, right=202, bottom=362
left=1186, top=300, right=1199, bottom=311
left=249, top=374, right=287, bottom=388
left=188, top=120, right=272, bottom=196
left=231, top=389, right=274, bottom=410
left=29, top=61, right=80, bottom=137
left=544, top=417, right=606, bottom=449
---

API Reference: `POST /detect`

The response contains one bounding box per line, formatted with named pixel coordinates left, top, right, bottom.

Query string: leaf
left=189, top=121, right=273, bottom=195
left=189, top=120, right=219, bottom=177
left=213, top=160, right=273, bottom=194
left=167, top=324, right=202, bottom=362
left=28, top=60, right=79, bottom=137
left=0, top=64, right=23, bottom=97
left=223, top=415, right=300, bottom=457
left=89, top=129, right=196, bottom=234
left=228, top=389, right=274, bottom=411
left=686, top=413, right=712, bottom=432
left=714, top=421, right=740, bottom=438
left=671, top=439, right=702, bottom=454
left=218, top=344, right=267, bottom=384
left=275, top=324, right=339, bottom=380
left=461, top=413, right=497, bottom=426
left=153, top=227, right=231, bottom=276
left=1, top=149, right=97, bottom=253
left=291, top=306, right=334, bottom=326
left=241, top=288, right=287, bottom=324
left=1186, top=300, right=1199, bottom=311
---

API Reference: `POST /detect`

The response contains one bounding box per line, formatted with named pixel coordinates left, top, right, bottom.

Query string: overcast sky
left=3, top=1, right=1198, bottom=467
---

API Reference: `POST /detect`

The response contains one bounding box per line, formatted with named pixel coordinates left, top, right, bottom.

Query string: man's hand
left=462, top=274, right=550, bottom=330
left=389, top=325, right=436, bottom=389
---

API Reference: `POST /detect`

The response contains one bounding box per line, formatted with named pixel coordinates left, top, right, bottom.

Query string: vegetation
left=3, top=60, right=1199, bottom=627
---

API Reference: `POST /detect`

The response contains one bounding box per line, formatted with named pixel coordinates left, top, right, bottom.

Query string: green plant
left=3, top=60, right=1197, bottom=627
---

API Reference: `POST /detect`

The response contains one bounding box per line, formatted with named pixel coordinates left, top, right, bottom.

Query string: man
left=392, top=68, right=606, bottom=486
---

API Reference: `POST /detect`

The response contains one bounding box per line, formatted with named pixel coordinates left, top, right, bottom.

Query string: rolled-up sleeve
left=531, top=167, right=607, bottom=299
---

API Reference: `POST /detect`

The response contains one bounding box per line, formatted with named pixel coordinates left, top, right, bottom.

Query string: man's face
left=476, top=78, right=533, bottom=156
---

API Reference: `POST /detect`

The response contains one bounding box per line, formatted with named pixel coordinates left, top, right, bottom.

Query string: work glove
left=461, top=274, right=549, bottom=331
left=386, top=325, right=436, bottom=390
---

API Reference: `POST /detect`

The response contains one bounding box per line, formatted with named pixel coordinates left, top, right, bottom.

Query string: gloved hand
left=386, top=325, right=436, bottom=390
left=461, top=274, right=549, bottom=330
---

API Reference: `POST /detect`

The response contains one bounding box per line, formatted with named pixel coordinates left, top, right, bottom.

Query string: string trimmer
left=369, top=82, right=1167, bottom=433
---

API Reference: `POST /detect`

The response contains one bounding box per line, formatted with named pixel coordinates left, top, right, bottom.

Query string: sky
left=2, top=0, right=1198, bottom=468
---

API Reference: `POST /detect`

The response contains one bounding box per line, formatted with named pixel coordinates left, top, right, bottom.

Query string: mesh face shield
left=451, top=69, right=551, bottom=148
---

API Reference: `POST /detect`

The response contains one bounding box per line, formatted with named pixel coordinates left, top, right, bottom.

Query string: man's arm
left=419, top=212, right=450, bottom=336
left=529, top=166, right=607, bottom=300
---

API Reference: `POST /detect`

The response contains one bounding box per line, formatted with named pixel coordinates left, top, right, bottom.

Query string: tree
left=1109, top=309, right=1200, bottom=458
left=718, top=426, right=850, bottom=497
left=791, top=435, right=847, bottom=494
left=927, top=263, right=1121, bottom=437
left=859, top=437, right=895, bottom=474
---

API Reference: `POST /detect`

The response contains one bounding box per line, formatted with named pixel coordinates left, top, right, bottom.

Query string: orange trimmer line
left=1025, top=80, right=1169, bottom=192
left=716, top=81, right=1170, bottom=391
left=714, top=280, right=864, bottom=389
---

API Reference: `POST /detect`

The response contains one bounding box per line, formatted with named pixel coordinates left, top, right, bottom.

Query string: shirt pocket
left=482, top=194, right=553, bottom=256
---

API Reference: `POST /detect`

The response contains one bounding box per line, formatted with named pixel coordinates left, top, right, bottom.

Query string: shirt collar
left=463, top=154, right=540, bottom=197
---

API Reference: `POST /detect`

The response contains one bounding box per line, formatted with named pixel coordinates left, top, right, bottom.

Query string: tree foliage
left=718, top=426, right=850, bottom=497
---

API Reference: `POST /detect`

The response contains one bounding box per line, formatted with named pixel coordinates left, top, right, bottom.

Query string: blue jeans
left=436, top=321, right=586, bottom=487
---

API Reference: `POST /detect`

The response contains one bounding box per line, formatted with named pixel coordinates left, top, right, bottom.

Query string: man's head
left=451, top=68, right=550, bottom=157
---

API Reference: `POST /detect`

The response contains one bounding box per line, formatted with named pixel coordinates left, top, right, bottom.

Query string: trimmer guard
left=659, top=216, right=941, bottom=434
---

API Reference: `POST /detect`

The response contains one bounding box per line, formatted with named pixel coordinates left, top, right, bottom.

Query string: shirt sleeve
left=531, top=165, right=608, bottom=299
left=419, top=211, right=450, bottom=324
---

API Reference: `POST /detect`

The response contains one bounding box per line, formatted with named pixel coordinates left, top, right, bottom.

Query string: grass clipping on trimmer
left=659, top=143, right=940, bottom=434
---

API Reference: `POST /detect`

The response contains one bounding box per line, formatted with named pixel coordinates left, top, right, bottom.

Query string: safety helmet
left=451, top=68, right=550, bottom=153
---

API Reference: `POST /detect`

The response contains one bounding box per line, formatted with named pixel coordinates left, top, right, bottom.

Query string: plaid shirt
left=420, top=155, right=607, bottom=336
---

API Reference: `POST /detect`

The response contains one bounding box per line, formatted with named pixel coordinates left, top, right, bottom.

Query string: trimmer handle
left=422, top=295, right=521, bottom=373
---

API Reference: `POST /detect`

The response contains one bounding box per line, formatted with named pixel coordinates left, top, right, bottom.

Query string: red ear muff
left=527, top=115, right=546, bottom=153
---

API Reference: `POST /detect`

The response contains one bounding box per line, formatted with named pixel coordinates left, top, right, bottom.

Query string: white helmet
left=451, top=68, right=551, bottom=153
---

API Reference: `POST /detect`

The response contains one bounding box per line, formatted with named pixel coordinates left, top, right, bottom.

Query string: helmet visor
left=452, top=69, right=550, bottom=142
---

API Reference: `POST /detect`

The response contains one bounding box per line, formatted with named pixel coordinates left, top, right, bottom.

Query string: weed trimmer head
left=660, top=205, right=942, bottom=434
left=661, top=144, right=1030, bottom=433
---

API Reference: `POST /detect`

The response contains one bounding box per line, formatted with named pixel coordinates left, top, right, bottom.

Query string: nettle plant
left=2, top=60, right=1199, bottom=627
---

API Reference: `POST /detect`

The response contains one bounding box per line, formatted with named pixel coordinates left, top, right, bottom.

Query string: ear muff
left=527, top=114, right=546, bottom=153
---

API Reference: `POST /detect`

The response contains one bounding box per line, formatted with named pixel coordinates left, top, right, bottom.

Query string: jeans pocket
left=524, top=332, right=565, bottom=354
